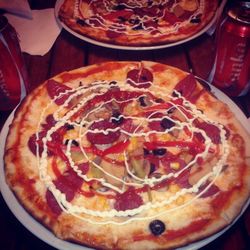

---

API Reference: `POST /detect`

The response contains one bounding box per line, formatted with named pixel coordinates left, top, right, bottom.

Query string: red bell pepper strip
left=102, top=140, right=130, bottom=156
left=51, top=157, right=61, bottom=178
left=143, top=103, right=171, bottom=112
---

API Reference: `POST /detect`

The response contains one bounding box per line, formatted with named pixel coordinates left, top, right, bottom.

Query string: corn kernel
left=128, top=137, right=137, bottom=151
left=65, top=129, right=78, bottom=140
left=117, top=154, right=125, bottom=161
left=169, top=184, right=180, bottom=193
left=94, top=196, right=108, bottom=210
left=170, top=162, right=180, bottom=170
left=158, top=134, right=171, bottom=141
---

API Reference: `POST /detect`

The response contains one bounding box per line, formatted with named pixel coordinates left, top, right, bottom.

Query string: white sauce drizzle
left=36, top=71, right=229, bottom=225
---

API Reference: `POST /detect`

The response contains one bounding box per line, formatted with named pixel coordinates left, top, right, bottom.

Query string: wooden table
left=0, top=1, right=250, bottom=249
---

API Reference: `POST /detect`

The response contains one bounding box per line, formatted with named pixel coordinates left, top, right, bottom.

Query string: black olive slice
left=160, top=118, right=175, bottom=130
left=66, top=124, right=74, bottom=130
left=149, top=220, right=166, bottom=236
left=111, top=111, right=124, bottom=125
left=152, top=148, right=167, bottom=156
left=76, top=19, right=86, bottom=26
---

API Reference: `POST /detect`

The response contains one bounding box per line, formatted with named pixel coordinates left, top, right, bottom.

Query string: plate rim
left=0, top=79, right=249, bottom=250
left=54, top=0, right=222, bottom=51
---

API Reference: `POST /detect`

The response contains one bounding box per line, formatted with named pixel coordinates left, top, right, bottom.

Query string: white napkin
left=0, top=0, right=32, bottom=19
left=5, top=9, right=62, bottom=56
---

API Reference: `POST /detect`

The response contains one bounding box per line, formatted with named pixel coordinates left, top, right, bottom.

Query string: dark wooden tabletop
left=0, top=1, right=250, bottom=250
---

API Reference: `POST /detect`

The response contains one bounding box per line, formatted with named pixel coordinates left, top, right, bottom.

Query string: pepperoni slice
left=54, top=168, right=83, bottom=202
left=87, top=120, right=120, bottom=145
left=148, top=113, right=164, bottom=132
left=46, top=79, right=71, bottom=105
left=46, top=190, right=62, bottom=215
left=114, top=188, right=143, bottom=211
left=42, top=114, right=57, bottom=130
left=199, top=183, right=220, bottom=198
left=28, top=132, right=46, bottom=156
left=163, top=11, right=180, bottom=25
left=173, top=168, right=192, bottom=188
left=144, top=20, right=158, bottom=29
left=148, top=120, right=164, bottom=132
left=78, top=162, right=89, bottom=175
left=195, top=121, right=221, bottom=144
left=127, top=68, right=153, bottom=88
left=46, top=168, right=84, bottom=215
left=28, top=116, right=67, bottom=156
left=173, top=74, right=197, bottom=100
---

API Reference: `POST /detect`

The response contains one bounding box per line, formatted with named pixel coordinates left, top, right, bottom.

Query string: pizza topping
left=149, top=220, right=166, bottom=236
left=172, top=168, right=191, bottom=188
left=102, top=140, right=130, bottom=156
left=152, top=148, right=167, bottom=156
left=87, top=119, right=121, bottom=144
left=76, top=18, right=86, bottom=26
left=173, top=5, right=185, bottom=17
left=160, top=117, right=175, bottom=130
left=199, top=183, right=220, bottom=198
left=195, top=120, right=221, bottom=144
left=78, top=162, right=89, bottom=175
left=173, top=74, right=197, bottom=100
left=126, top=67, right=153, bottom=88
left=28, top=133, right=43, bottom=156
left=111, top=111, right=124, bottom=125
left=46, top=190, right=62, bottom=215
left=46, top=79, right=72, bottom=105
left=114, top=188, right=143, bottom=211
left=190, top=14, right=202, bottom=24
left=53, top=168, right=84, bottom=201
left=130, top=156, right=151, bottom=179
left=132, top=23, right=144, bottom=31
left=138, top=95, right=152, bottom=107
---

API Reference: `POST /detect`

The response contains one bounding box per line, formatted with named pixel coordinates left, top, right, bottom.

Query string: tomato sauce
left=165, top=219, right=210, bottom=240
left=133, top=218, right=210, bottom=242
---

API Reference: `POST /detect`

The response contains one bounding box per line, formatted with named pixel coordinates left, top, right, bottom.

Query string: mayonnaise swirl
left=36, top=76, right=229, bottom=225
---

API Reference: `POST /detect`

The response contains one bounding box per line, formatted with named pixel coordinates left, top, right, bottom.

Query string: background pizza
left=58, top=0, right=219, bottom=47
left=4, top=61, right=250, bottom=249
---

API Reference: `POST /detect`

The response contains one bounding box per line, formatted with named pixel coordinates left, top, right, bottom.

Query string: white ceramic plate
left=54, top=0, right=224, bottom=51
left=0, top=82, right=249, bottom=250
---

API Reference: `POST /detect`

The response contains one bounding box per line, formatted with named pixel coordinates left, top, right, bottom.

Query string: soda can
left=0, top=15, right=29, bottom=111
left=209, top=1, right=250, bottom=97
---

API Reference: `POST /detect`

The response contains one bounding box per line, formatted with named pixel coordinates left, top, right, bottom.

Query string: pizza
left=4, top=61, right=250, bottom=250
left=58, top=0, right=218, bottom=47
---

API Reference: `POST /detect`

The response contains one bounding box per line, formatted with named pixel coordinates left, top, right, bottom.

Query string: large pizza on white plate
left=4, top=61, right=250, bottom=249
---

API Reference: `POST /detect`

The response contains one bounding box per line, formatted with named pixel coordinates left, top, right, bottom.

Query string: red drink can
left=0, top=15, right=29, bottom=111
left=209, top=1, right=250, bottom=97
